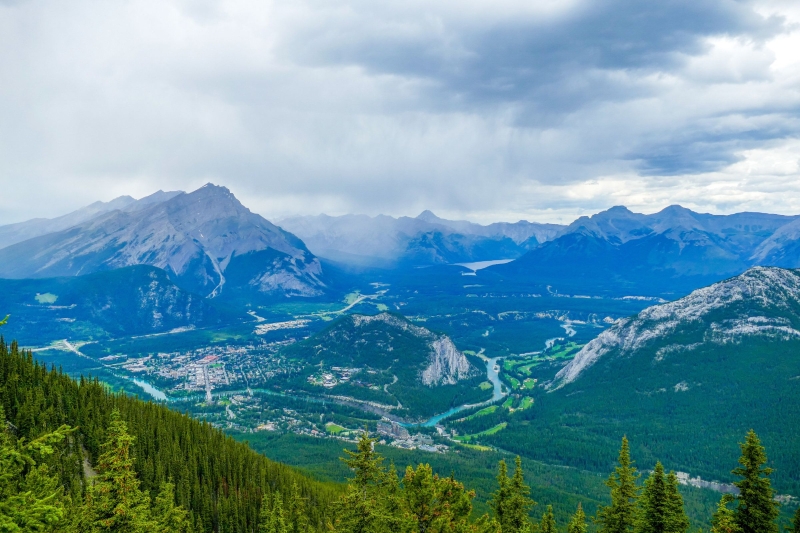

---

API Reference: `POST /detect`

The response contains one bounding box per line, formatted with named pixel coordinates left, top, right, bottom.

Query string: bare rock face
left=0, top=184, right=327, bottom=299
left=553, top=266, right=800, bottom=388
left=349, top=312, right=477, bottom=386
left=422, top=337, right=474, bottom=386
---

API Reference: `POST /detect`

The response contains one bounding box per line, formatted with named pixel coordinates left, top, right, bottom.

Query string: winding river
left=410, top=356, right=505, bottom=427
left=127, top=356, right=507, bottom=427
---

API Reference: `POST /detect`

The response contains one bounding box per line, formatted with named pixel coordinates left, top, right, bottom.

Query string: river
left=132, top=379, right=168, bottom=402
left=410, top=356, right=505, bottom=427
left=127, top=357, right=506, bottom=428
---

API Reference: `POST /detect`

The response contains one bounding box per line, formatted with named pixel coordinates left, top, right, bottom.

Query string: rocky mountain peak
left=553, top=266, right=800, bottom=387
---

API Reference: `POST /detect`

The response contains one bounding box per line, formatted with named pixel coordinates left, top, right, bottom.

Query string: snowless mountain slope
left=0, top=190, right=182, bottom=250
left=277, top=211, right=564, bottom=266
left=553, top=266, right=800, bottom=387
left=280, top=312, right=487, bottom=419
left=0, top=265, right=225, bottom=342
left=0, top=184, right=327, bottom=299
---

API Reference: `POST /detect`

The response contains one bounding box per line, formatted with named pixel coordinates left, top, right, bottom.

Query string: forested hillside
left=3, top=328, right=798, bottom=532
left=0, top=335, right=338, bottom=532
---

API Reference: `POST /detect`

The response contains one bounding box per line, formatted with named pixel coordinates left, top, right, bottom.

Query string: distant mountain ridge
left=489, top=205, right=800, bottom=296
left=0, top=190, right=182, bottom=250
left=0, top=184, right=328, bottom=299
left=278, top=211, right=564, bottom=266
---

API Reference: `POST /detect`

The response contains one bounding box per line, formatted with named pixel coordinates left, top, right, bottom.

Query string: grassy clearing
left=458, top=405, right=497, bottom=422
left=325, top=423, right=346, bottom=434
left=457, top=442, right=492, bottom=452
left=518, top=397, right=534, bottom=410
left=479, top=381, right=493, bottom=391
left=508, top=377, right=521, bottom=389
left=35, top=293, right=58, bottom=304
left=344, top=292, right=362, bottom=305
left=454, top=422, right=508, bottom=443
left=523, top=378, right=536, bottom=390
left=502, top=397, right=513, bottom=409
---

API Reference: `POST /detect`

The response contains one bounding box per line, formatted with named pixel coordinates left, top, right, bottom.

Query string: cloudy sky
left=2, top=0, right=800, bottom=225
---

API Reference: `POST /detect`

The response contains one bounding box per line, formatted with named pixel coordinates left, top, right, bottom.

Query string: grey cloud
left=0, top=0, right=799, bottom=225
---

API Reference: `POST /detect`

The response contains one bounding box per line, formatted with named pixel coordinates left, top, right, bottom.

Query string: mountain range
left=487, top=205, right=800, bottom=296
left=278, top=211, right=563, bottom=266
left=0, top=184, right=328, bottom=300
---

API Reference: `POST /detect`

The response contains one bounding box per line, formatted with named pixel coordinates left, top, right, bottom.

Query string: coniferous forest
left=2, top=328, right=797, bottom=533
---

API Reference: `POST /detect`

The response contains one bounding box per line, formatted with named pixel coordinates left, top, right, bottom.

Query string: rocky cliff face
left=553, top=266, right=800, bottom=387
left=422, top=337, right=474, bottom=386
left=0, top=184, right=327, bottom=299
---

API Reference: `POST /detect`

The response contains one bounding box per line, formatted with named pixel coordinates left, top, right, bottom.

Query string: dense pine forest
left=2, top=324, right=798, bottom=532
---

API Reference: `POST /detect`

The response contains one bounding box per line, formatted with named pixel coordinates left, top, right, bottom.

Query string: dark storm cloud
left=1, top=0, right=800, bottom=224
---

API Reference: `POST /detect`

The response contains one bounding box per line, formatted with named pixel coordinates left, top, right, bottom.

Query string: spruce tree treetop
left=539, top=505, right=557, bottom=533
left=732, top=430, right=779, bottom=533
left=596, top=437, right=640, bottom=533
left=710, top=495, right=740, bottom=533
left=568, top=503, right=588, bottom=533
left=489, top=456, right=535, bottom=533
left=80, top=409, right=153, bottom=533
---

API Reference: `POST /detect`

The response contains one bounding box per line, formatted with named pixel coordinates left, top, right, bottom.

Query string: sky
left=1, top=0, right=800, bottom=225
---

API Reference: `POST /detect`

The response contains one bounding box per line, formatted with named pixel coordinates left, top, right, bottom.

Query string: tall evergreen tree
left=332, top=431, right=390, bottom=533
left=596, top=437, right=640, bottom=533
left=269, top=492, right=289, bottom=533
left=732, top=430, right=779, bottom=533
left=0, top=405, right=72, bottom=532
left=710, top=495, right=740, bottom=533
left=286, top=482, right=309, bottom=533
left=663, top=472, right=689, bottom=533
left=568, top=503, right=587, bottom=533
left=402, top=463, right=475, bottom=533
left=78, top=409, right=153, bottom=533
left=637, top=463, right=668, bottom=533
left=789, top=507, right=800, bottom=533
left=539, top=505, right=557, bottom=533
left=635, top=463, right=687, bottom=533
left=152, top=482, right=192, bottom=533
left=489, top=457, right=535, bottom=533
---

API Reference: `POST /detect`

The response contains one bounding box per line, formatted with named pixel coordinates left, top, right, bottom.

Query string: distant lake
left=455, top=259, right=514, bottom=271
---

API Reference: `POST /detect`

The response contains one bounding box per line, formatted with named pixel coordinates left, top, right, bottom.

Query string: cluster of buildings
left=377, top=419, right=448, bottom=453
left=307, top=366, right=363, bottom=388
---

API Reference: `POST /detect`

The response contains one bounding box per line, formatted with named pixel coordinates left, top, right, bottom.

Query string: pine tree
left=539, top=505, right=557, bottom=533
left=286, top=482, right=309, bottom=533
left=664, top=472, right=689, bottom=533
left=259, top=494, right=272, bottom=533
left=0, top=405, right=72, bottom=532
left=637, top=462, right=668, bottom=533
left=332, top=431, right=390, bottom=533
left=79, top=409, right=153, bottom=533
left=789, top=507, right=800, bottom=533
left=489, top=457, right=535, bottom=533
left=402, top=463, right=475, bottom=533
left=152, top=482, right=192, bottom=533
left=596, top=437, right=640, bottom=533
left=489, top=459, right=511, bottom=529
left=710, top=495, right=740, bottom=533
left=568, top=503, right=588, bottom=533
left=732, top=430, right=779, bottom=533
left=269, top=492, right=289, bottom=533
